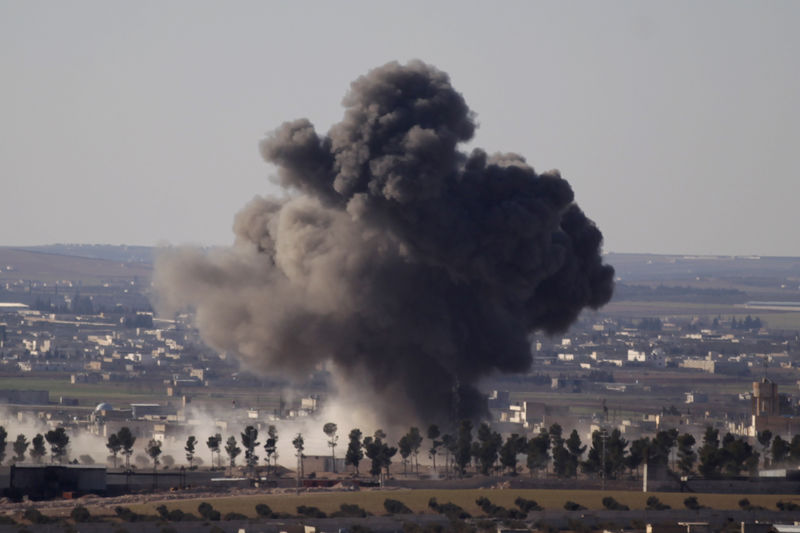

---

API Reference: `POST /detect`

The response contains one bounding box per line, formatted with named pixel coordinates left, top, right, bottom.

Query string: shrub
left=0, top=514, right=14, bottom=525
left=224, top=512, right=248, bottom=520
left=515, top=497, right=542, bottom=513
left=427, top=498, right=470, bottom=520
left=645, top=496, right=670, bottom=511
left=331, top=503, right=368, bottom=518
left=738, top=498, right=765, bottom=511
left=115, top=507, right=140, bottom=522
left=297, top=505, right=327, bottom=518
left=777, top=501, right=800, bottom=511
left=156, top=505, right=169, bottom=520
left=70, top=505, right=91, bottom=523
left=564, top=501, right=586, bottom=511
left=684, top=497, right=703, bottom=510
left=384, top=499, right=413, bottom=514
left=255, top=503, right=274, bottom=518
left=167, top=509, right=185, bottom=521
left=602, top=497, right=629, bottom=511
left=22, top=508, right=49, bottom=524
left=475, top=497, right=524, bottom=519
left=197, top=502, right=220, bottom=521
left=738, top=498, right=750, bottom=510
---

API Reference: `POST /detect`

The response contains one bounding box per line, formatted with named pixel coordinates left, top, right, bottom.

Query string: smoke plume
left=155, top=60, right=614, bottom=426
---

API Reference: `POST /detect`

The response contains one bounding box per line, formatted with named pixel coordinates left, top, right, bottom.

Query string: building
left=9, top=464, right=106, bottom=499
left=753, top=378, right=779, bottom=416
left=751, top=378, right=800, bottom=437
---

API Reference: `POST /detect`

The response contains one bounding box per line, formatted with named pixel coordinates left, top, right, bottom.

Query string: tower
left=753, top=378, right=778, bottom=416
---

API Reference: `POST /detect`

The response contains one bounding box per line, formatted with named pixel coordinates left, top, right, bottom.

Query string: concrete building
left=753, top=378, right=779, bottom=416
left=751, top=379, right=800, bottom=438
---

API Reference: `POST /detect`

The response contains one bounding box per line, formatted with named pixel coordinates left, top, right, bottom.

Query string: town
left=1, top=247, right=800, bottom=530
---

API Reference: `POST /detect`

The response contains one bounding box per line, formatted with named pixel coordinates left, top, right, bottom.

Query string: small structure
left=9, top=464, right=106, bottom=499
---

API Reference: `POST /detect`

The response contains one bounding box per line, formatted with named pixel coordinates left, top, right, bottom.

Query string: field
left=0, top=375, right=164, bottom=406
left=598, top=302, right=800, bottom=330
left=116, top=489, right=800, bottom=518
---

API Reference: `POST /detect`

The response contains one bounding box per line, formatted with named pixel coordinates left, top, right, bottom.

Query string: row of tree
left=14, top=420, right=794, bottom=482
left=0, top=427, right=70, bottom=465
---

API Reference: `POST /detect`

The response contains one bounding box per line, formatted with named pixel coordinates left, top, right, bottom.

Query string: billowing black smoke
left=155, top=60, right=614, bottom=425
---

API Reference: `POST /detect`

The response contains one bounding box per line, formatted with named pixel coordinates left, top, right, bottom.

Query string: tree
left=264, top=425, right=278, bottom=476
left=499, top=433, right=527, bottom=475
left=454, top=420, right=473, bottom=476
left=626, top=437, right=649, bottom=478
left=565, top=430, right=586, bottom=478
left=441, top=433, right=456, bottom=477
left=406, top=427, right=423, bottom=474
left=106, top=433, right=122, bottom=468
left=117, top=427, right=136, bottom=470
left=0, top=426, right=7, bottom=465
left=789, top=434, right=800, bottom=465
left=719, top=433, right=758, bottom=476
left=323, top=422, right=338, bottom=473
left=146, top=439, right=162, bottom=472
left=225, top=436, right=241, bottom=475
left=30, top=434, right=46, bottom=463
left=757, top=430, right=773, bottom=467
left=772, top=435, right=790, bottom=465
left=397, top=435, right=412, bottom=475
left=362, top=430, right=396, bottom=480
left=292, top=433, right=305, bottom=482
left=241, top=426, right=260, bottom=475
left=550, top=424, right=569, bottom=478
left=44, top=427, right=69, bottom=464
left=651, top=429, right=678, bottom=469
left=697, top=426, right=722, bottom=478
left=583, top=428, right=627, bottom=480
left=427, top=425, right=442, bottom=472
left=207, top=433, right=222, bottom=469
left=345, top=428, right=363, bottom=475
left=185, top=435, right=197, bottom=468
left=526, top=429, right=550, bottom=478
left=13, top=434, right=28, bottom=463
left=475, top=423, right=502, bottom=476
left=676, top=433, right=697, bottom=475
left=549, top=423, right=564, bottom=449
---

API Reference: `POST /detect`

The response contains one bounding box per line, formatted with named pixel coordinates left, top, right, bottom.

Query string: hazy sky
left=2, top=1, right=798, bottom=256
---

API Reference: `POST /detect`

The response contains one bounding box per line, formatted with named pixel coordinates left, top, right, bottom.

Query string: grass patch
left=112, top=490, right=800, bottom=519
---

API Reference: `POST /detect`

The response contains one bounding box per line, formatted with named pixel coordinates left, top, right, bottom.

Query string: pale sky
left=1, top=1, right=798, bottom=256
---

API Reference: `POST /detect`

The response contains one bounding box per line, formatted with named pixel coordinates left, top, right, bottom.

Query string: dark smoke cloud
left=154, top=60, right=614, bottom=425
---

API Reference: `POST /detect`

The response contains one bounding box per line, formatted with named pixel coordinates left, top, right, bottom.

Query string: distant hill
left=606, top=253, right=800, bottom=302
left=607, top=253, right=800, bottom=282
left=0, top=247, right=152, bottom=284
left=14, top=244, right=155, bottom=264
